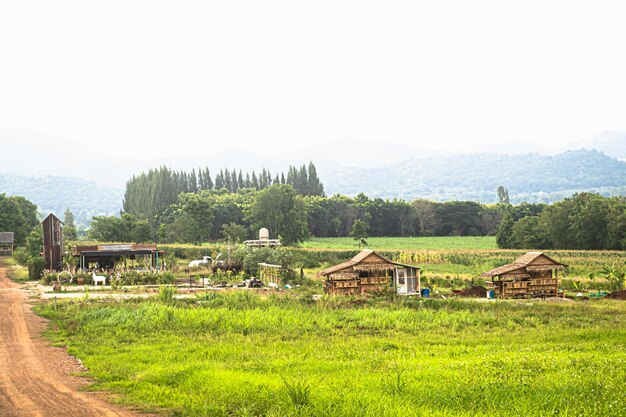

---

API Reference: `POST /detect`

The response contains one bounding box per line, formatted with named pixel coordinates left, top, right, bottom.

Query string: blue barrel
left=488, top=290, right=495, bottom=299
left=421, top=288, right=430, bottom=298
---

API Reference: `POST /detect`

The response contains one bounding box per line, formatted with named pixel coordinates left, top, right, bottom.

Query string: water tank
left=259, top=228, right=269, bottom=241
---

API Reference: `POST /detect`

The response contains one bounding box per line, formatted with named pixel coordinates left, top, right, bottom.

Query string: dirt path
left=0, top=264, right=141, bottom=417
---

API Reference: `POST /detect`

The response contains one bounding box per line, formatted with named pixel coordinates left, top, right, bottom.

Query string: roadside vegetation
left=39, top=294, right=626, bottom=417
left=2, top=257, right=29, bottom=283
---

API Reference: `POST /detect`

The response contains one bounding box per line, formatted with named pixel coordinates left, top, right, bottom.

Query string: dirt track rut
left=0, top=264, right=139, bottom=417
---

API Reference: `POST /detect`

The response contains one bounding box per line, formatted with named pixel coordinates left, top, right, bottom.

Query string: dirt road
left=0, top=264, right=140, bottom=417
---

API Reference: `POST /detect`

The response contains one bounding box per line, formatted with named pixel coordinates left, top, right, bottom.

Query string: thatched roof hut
left=482, top=252, right=566, bottom=298
left=319, top=249, right=420, bottom=296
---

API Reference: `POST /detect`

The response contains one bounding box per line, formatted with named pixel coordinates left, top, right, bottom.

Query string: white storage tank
left=259, top=228, right=269, bottom=241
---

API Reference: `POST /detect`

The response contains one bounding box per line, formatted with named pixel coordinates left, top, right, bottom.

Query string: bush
left=41, top=269, right=59, bottom=285
left=28, top=257, right=47, bottom=281
left=115, top=270, right=176, bottom=286
left=157, top=285, right=177, bottom=303
left=12, top=248, right=30, bottom=266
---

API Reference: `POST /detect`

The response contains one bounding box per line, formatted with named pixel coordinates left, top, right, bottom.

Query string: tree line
left=103, top=183, right=626, bottom=250
left=497, top=192, right=626, bottom=250
left=4, top=183, right=626, bottom=252
left=122, top=162, right=324, bottom=227
left=93, top=180, right=511, bottom=245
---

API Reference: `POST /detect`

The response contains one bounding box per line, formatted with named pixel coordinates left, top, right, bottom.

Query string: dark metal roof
left=80, top=250, right=159, bottom=257
left=74, top=244, right=161, bottom=257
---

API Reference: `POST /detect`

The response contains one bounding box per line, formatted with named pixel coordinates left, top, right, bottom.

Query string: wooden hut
left=318, top=249, right=420, bottom=296
left=0, top=232, right=15, bottom=256
left=42, top=214, right=64, bottom=271
left=482, top=252, right=566, bottom=299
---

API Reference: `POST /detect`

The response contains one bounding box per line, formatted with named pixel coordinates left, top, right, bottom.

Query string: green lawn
left=40, top=294, right=626, bottom=416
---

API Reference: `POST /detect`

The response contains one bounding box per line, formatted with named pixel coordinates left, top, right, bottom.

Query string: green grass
left=301, top=236, right=497, bottom=250
left=1, top=257, right=29, bottom=283
left=39, top=294, right=626, bottom=416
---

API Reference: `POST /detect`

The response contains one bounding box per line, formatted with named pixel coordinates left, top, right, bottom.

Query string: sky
left=1, top=1, right=626, bottom=158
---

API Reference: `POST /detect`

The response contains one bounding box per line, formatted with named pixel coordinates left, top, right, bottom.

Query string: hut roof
left=0, top=232, right=15, bottom=244
left=482, top=252, right=566, bottom=277
left=318, top=249, right=419, bottom=277
left=40, top=213, right=64, bottom=225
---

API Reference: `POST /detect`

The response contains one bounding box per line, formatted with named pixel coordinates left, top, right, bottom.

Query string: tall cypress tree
left=215, top=170, right=224, bottom=190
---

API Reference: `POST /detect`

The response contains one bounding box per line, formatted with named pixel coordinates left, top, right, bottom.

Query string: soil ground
left=0, top=263, right=143, bottom=417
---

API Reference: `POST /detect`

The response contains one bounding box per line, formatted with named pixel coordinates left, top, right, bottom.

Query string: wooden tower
left=42, top=213, right=64, bottom=271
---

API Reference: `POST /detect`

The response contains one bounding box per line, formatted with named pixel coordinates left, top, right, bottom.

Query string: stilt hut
left=0, top=232, right=14, bottom=256
left=482, top=252, right=566, bottom=298
left=319, top=249, right=420, bottom=296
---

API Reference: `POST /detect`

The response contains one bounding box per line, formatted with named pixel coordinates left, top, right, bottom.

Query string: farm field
left=67, top=237, right=624, bottom=288
left=40, top=294, right=626, bottom=417
left=301, top=236, right=498, bottom=250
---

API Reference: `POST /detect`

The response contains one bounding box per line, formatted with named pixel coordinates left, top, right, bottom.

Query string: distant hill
left=572, top=131, right=626, bottom=160
left=2, top=128, right=625, bottom=227
left=322, top=149, right=626, bottom=203
left=0, top=173, right=123, bottom=229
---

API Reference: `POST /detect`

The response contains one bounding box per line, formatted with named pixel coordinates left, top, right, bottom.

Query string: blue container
left=421, top=288, right=430, bottom=298
left=488, top=290, right=495, bottom=299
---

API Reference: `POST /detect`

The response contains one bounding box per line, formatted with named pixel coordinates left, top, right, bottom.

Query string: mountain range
left=1, top=128, right=625, bottom=227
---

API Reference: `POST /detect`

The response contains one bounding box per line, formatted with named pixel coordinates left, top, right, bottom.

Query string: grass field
left=40, top=294, right=626, bottom=417
left=2, top=256, right=29, bottom=282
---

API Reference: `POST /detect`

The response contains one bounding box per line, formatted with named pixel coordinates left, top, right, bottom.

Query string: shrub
left=12, top=248, right=30, bottom=266
left=115, top=270, right=176, bottom=286
left=41, top=269, right=59, bottom=285
left=157, top=285, right=177, bottom=303
left=28, top=257, right=47, bottom=281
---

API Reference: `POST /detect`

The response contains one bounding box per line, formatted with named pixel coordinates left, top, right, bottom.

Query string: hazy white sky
left=1, top=1, right=625, bottom=158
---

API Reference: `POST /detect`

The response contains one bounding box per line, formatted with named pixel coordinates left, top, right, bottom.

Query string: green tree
left=25, top=227, right=43, bottom=258
left=131, top=219, right=153, bottom=243
left=306, top=162, right=325, bottom=196
left=497, top=186, right=510, bottom=204
left=163, top=213, right=203, bottom=244
left=88, top=215, right=127, bottom=242
left=350, top=219, right=369, bottom=248
left=510, top=216, right=552, bottom=249
left=435, top=201, right=483, bottom=236
left=0, top=194, right=39, bottom=246
left=63, top=208, right=77, bottom=240
left=568, top=193, right=610, bottom=249
left=246, top=184, right=309, bottom=246
left=607, top=208, right=626, bottom=250
left=412, top=199, right=438, bottom=236
left=496, top=212, right=515, bottom=248
left=222, top=222, right=248, bottom=243
left=159, top=192, right=216, bottom=244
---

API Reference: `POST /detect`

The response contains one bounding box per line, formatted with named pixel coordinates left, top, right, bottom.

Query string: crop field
left=301, top=236, right=498, bottom=250
left=69, top=237, right=623, bottom=290
left=40, top=294, right=626, bottom=417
